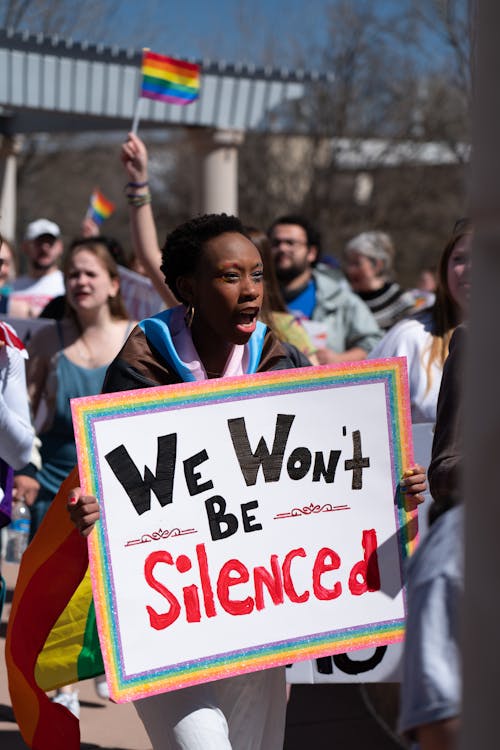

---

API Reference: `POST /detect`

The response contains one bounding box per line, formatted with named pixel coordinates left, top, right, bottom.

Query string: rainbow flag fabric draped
left=140, top=49, right=200, bottom=105
left=5, top=468, right=104, bottom=750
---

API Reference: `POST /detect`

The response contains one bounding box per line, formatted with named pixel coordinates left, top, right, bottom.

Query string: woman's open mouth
left=235, top=309, right=259, bottom=333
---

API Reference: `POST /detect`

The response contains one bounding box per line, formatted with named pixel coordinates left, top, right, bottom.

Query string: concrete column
left=191, top=129, right=244, bottom=215
left=0, top=135, right=22, bottom=242
left=462, top=2, right=500, bottom=747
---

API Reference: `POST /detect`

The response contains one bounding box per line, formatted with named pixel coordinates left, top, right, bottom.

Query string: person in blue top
left=15, top=238, right=134, bottom=542
left=268, top=215, right=382, bottom=363
left=14, top=238, right=135, bottom=716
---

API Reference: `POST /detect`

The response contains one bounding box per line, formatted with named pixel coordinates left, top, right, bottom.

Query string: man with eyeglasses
left=9, top=219, right=65, bottom=318
left=268, top=215, right=382, bottom=362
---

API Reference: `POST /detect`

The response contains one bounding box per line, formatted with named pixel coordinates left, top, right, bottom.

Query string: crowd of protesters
left=0, top=131, right=468, bottom=749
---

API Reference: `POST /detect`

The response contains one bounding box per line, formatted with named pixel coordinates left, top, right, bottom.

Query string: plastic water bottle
left=5, top=499, right=31, bottom=563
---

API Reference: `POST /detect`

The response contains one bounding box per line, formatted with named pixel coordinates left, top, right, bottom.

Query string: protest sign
left=71, top=358, right=416, bottom=703
left=286, top=421, right=434, bottom=684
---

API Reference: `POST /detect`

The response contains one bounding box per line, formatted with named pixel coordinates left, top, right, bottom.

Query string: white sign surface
left=72, top=361, right=414, bottom=701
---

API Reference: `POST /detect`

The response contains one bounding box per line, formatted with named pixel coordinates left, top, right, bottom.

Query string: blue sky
left=111, top=0, right=334, bottom=68
left=109, top=0, right=409, bottom=71
left=9, top=0, right=457, bottom=76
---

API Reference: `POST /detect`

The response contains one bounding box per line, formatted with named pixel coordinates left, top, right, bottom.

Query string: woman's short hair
left=344, top=231, right=395, bottom=280
left=267, top=215, right=322, bottom=263
left=161, top=214, right=245, bottom=305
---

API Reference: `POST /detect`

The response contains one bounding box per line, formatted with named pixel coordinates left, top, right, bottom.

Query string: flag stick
left=131, top=97, right=143, bottom=136
left=131, top=47, right=148, bottom=135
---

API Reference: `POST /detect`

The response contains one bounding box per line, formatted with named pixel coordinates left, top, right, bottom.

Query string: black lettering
left=315, top=647, right=387, bottom=676
left=312, top=450, right=341, bottom=483
left=344, top=430, right=370, bottom=489
left=241, top=500, right=262, bottom=533
left=183, top=449, right=214, bottom=496
left=287, top=447, right=312, bottom=480
left=227, top=414, right=295, bottom=486
left=333, top=647, right=387, bottom=675
left=205, top=495, right=239, bottom=540
left=315, top=656, right=334, bottom=674
left=105, top=434, right=177, bottom=515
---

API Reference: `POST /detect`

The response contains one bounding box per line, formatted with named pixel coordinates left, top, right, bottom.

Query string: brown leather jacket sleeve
left=102, top=325, right=311, bottom=396
left=428, top=325, right=466, bottom=521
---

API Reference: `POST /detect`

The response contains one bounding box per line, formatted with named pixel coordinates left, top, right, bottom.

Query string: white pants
left=134, top=667, right=286, bottom=750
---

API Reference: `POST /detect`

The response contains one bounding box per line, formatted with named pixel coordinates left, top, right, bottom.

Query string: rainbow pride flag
left=87, top=189, right=115, bottom=225
left=5, top=468, right=103, bottom=749
left=140, top=49, right=200, bottom=105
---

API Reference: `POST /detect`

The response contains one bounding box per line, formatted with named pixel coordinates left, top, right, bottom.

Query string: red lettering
left=196, top=543, right=216, bottom=618
left=176, top=554, right=191, bottom=573
left=182, top=584, right=202, bottom=623
left=253, top=555, right=284, bottom=611
left=217, top=559, right=254, bottom=615
left=282, top=548, right=309, bottom=603
left=348, top=529, right=381, bottom=595
left=144, top=550, right=181, bottom=629
left=176, top=552, right=201, bottom=622
left=143, top=536, right=375, bottom=628
left=312, top=547, right=342, bottom=600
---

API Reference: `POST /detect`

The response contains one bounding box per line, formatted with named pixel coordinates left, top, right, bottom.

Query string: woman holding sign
left=66, top=208, right=426, bottom=749
left=68, top=213, right=308, bottom=750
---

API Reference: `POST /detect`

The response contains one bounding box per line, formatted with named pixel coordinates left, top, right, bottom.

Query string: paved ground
left=0, top=560, right=152, bottom=750
left=1, top=560, right=406, bottom=749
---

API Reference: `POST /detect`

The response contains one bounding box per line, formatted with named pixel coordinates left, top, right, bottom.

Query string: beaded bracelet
left=126, top=180, right=149, bottom=188
left=126, top=191, right=152, bottom=207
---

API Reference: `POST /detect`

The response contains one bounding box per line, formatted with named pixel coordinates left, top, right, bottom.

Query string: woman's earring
left=184, top=303, right=195, bottom=328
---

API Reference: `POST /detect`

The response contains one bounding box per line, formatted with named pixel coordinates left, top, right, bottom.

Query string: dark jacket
left=428, top=325, right=465, bottom=522
left=103, top=324, right=310, bottom=394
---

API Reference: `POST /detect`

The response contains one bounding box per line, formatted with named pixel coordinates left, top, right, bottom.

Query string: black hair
left=267, top=214, right=322, bottom=259
left=161, top=213, right=246, bottom=304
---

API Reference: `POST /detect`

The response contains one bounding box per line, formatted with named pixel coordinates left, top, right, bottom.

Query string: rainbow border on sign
left=71, top=358, right=415, bottom=702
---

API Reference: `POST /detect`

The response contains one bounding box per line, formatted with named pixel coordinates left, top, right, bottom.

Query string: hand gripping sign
left=286, top=421, right=434, bottom=685
left=71, top=359, right=416, bottom=703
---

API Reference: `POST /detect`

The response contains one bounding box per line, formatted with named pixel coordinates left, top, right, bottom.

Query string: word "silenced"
left=144, top=528, right=380, bottom=629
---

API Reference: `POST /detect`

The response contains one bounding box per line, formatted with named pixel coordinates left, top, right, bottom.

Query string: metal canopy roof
left=0, top=28, right=331, bottom=134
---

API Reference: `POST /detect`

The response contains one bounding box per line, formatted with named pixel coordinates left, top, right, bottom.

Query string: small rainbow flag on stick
left=87, top=189, right=115, bottom=225
left=131, top=48, right=201, bottom=133
left=141, top=49, right=200, bottom=105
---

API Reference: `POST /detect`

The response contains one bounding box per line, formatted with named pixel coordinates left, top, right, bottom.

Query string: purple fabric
left=0, top=459, right=13, bottom=528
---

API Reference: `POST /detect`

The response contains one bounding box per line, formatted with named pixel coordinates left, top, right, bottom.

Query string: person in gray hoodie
left=268, top=215, right=382, bottom=363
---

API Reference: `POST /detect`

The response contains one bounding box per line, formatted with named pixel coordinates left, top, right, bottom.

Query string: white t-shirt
left=10, top=271, right=65, bottom=317
left=0, top=339, right=34, bottom=471
left=369, top=311, right=442, bottom=423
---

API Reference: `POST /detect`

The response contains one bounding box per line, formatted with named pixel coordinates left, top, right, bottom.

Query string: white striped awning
left=0, top=28, right=332, bottom=134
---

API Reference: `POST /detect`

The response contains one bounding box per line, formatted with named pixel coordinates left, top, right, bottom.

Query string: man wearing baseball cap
left=10, top=219, right=65, bottom=317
